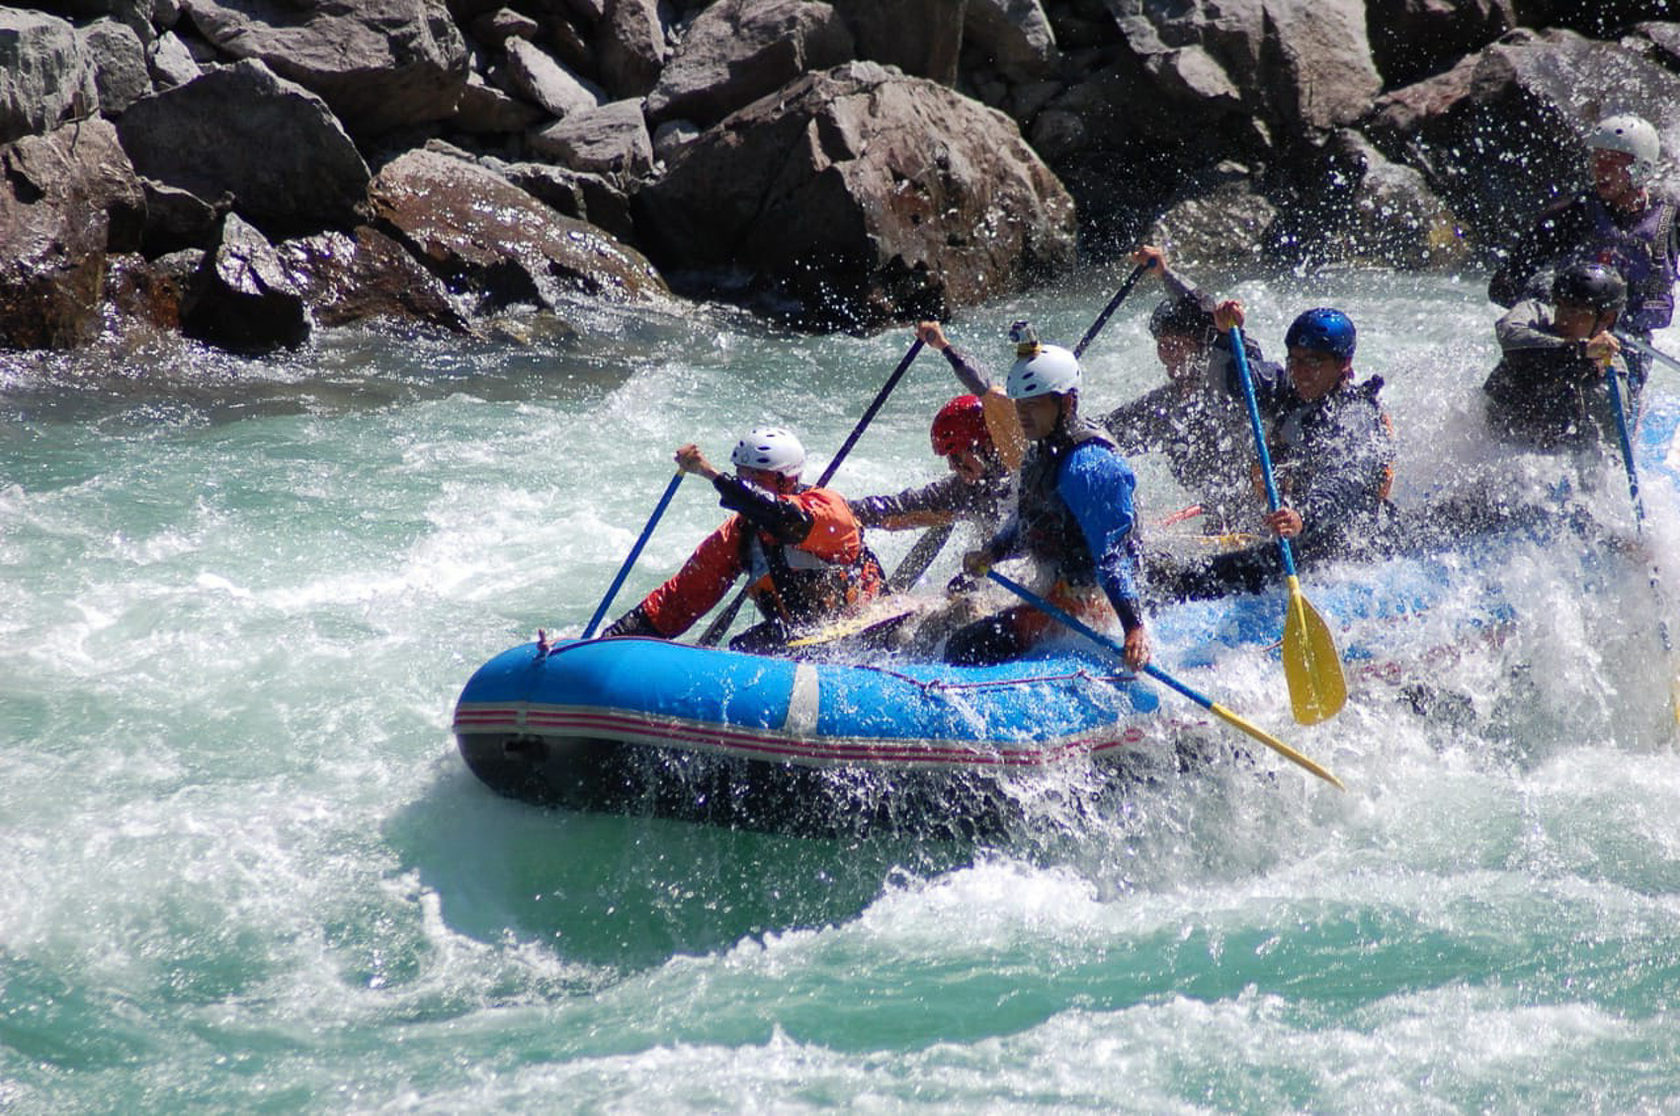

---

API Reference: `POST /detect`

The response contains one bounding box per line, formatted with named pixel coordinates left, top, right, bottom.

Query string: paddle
left=1228, top=324, right=1348, bottom=725
left=1615, top=330, right=1680, bottom=375
left=985, top=571, right=1344, bottom=789
left=698, top=338, right=927, bottom=646
left=1602, top=356, right=1680, bottom=723
left=581, top=471, right=683, bottom=639
left=1073, top=261, right=1152, bottom=358
left=888, top=521, right=956, bottom=592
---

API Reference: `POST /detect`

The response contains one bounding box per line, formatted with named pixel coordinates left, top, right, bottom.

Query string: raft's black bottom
left=457, top=732, right=1213, bottom=840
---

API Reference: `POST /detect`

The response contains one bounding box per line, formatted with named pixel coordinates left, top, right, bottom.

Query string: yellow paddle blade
left=785, top=603, right=922, bottom=648
left=1206, top=699, right=1345, bottom=790
left=1282, top=575, right=1348, bottom=725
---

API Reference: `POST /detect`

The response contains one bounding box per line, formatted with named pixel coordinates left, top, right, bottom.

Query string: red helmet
left=930, top=395, right=991, bottom=457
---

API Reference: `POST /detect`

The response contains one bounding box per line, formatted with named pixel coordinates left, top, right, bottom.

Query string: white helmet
left=1007, top=340, right=1081, bottom=400
left=731, top=426, right=805, bottom=477
left=1589, top=113, right=1661, bottom=186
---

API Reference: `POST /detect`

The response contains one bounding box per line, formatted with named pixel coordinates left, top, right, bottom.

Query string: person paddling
left=600, top=428, right=886, bottom=653
left=946, top=323, right=1152, bottom=670
left=1163, top=304, right=1394, bottom=601
left=848, top=321, right=1024, bottom=539
left=1490, top=113, right=1678, bottom=403
left=1483, top=261, right=1631, bottom=452
left=1099, top=245, right=1269, bottom=529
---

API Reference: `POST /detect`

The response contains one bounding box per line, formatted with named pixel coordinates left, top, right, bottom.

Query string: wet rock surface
left=1, top=0, right=1676, bottom=353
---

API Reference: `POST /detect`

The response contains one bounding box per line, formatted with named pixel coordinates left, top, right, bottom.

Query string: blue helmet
left=1284, top=308, right=1357, bottom=360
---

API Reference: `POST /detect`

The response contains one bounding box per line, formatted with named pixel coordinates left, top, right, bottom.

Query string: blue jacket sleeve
left=1058, top=444, right=1144, bottom=630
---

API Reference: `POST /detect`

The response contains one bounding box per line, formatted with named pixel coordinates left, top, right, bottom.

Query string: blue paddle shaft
left=1229, top=324, right=1299, bottom=579
left=583, top=471, right=684, bottom=639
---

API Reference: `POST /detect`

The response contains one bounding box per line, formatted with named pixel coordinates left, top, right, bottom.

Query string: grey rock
left=146, top=30, right=201, bottom=89
left=646, top=0, right=855, bottom=126
left=139, top=175, right=226, bottom=256
left=651, top=117, right=699, bottom=162
left=594, top=0, right=668, bottom=97
left=1266, top=131, right=1470, bottom=270
left=831, top=0, right=965, bottom=84
left=0, top=117, right=142, bottom=348
left=504, top=36, right=602, bottom=119
left=528, top=97, right=653, bottom=178
left=180, top=0, right=470, bottom=137
left=498, top=159, right=637, bottom=243
left=1144, top=165, right=1279, bottom=270
left=366, top=147, right=668, bottom=312
left=453, top=69, right=547, bottom=133
left=79, top=17, right=151, bottom=117
left=1365, top=27, right=1680, bottom=254
left=116, top=59, right=371, bottom=240
left=277, top=225, right=470, bottom=331
left=1367, top=0, right=1515, bottom=87
left=0, top=9, right=99, bottom=146
left=963, top=0, right=1057, bottom=83
left=471, top=7, right=541, bottom=46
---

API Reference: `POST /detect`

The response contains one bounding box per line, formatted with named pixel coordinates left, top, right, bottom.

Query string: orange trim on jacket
left=639, top=486, right=879, bottom=638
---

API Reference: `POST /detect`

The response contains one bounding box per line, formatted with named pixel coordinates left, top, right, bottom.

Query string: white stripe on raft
left=783, top=662, right=820, bottom=736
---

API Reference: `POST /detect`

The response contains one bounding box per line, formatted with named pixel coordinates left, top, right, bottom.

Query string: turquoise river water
left=5, top=267, right=1680, bottom=1112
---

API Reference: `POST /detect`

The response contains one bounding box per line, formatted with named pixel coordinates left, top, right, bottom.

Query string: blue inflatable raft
left=453, top=635, right=1178, bottom=837
left=454, top=398, right=1680, bottom=837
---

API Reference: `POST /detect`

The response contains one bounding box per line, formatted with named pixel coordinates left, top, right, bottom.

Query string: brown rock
left=0, top=117, right=142, bottom=349
left=366, top=148, right=668, bottom=311
left=277, top=225, right=470, bottom=331
left=637, top=61, right=1075, bottom=329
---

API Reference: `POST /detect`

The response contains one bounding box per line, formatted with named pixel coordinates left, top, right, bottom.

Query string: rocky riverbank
left=2, top=0, right=1677, bottom=354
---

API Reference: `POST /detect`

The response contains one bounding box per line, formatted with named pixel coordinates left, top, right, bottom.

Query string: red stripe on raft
left=454, top=702, right=1158, bottom=768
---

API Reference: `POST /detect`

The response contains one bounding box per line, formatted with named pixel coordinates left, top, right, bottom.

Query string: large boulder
left=178, top=0, right=469, bottom=138
left=0, top=117, right=142, bottom=349
left=21, top=0, right=154, bottom=39
left=180, top=212, right=310, bottom=353
left=366, top=148, right=669, bottom=311
left=1143, top=164, right=1278, bottom=271
left=645, top=0, right=855, bottom=126
left=1364, top=28, right=1680, bottom=257
left=277, top=225, right=470, bottom=331
left=1366, top=0, right=1515, bottom=88
left=493, top=158, right=637, bottom=243
left=1033, top=0, right=1381, bottom=247
left=146, top=30, right=201, bottom=89
left=0, top=9, right=99, bottom=146
left=636, top=61, right=1076, bottom=329
left=831, top=0, right=964, bottom=84
left=116, top=60, right=371, bottom=240
left=452, top=68, right=547, bottom=133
